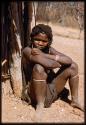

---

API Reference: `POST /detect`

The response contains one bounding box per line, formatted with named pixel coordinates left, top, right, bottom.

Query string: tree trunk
left=1, top=2, right=33, bottom=98
left=8, top=2, right=23, bottom=98
left=23, top=1, right=33, bottom=47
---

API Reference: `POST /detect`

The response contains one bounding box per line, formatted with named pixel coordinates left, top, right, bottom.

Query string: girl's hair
left=30, top=24, right=53, bottom=46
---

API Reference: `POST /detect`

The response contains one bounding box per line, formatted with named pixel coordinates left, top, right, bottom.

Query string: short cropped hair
left=30, top=24, right=53, bottom=46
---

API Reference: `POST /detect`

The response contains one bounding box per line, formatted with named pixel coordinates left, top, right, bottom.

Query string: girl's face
left=32, top=33, right=49, bottom=49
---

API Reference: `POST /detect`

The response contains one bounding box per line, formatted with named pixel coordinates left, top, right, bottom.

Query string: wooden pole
left=8, top=2, right=23, bottom=98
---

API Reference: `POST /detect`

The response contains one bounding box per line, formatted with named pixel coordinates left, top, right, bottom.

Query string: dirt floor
left=1, top=23, right=84, bottom=123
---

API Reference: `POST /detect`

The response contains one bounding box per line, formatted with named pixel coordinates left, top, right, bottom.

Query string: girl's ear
left=47, top=40, right=51, bottom=47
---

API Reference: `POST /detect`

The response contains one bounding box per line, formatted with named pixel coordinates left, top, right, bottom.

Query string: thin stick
left=2, top=59, right=7, bottom=67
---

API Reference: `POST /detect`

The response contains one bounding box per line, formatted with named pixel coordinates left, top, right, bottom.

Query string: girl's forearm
left=30, top=54, right=61, bottom=69
left=43, top=53, right=72, bottom=65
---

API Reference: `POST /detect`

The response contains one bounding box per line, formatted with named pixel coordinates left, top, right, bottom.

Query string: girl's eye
left=34, top=39, right=48, bottom=43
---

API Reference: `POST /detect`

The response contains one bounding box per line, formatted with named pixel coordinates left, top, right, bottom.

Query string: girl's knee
left=33, top=64, right=47, bottom=78
left=70, top=61, right=78, bottom=76
left=33, top=64, right=45, bottom=73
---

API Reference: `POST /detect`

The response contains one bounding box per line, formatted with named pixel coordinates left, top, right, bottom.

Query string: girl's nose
left=38, top=41, right=43, bottom=45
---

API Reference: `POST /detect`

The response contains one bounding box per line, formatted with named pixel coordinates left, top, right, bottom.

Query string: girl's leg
left=31, top=64, right=47, bottom=109
left=52, top=62, right=84, bottom=111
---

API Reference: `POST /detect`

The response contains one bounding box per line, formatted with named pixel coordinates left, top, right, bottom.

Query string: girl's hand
left=31, top=48, right=43, bottom=56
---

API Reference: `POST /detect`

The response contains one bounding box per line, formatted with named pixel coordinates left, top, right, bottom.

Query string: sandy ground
left=1, top=24, right=85, bottom=123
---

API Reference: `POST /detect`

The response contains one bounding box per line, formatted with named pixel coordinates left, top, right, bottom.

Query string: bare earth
left=1, top=24, right=84, bottom=123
